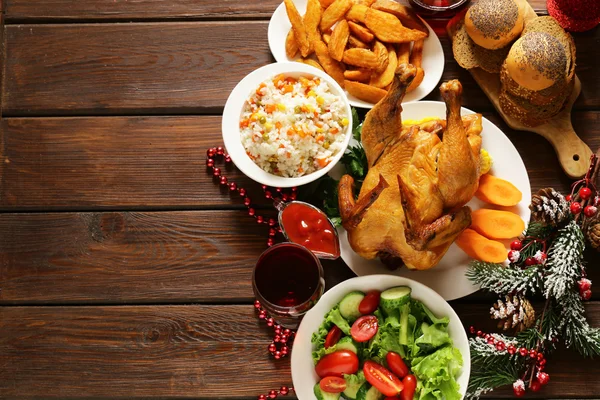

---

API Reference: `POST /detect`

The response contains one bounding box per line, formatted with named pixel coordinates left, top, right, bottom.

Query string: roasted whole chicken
left=338, top=64, right=483, bottom=270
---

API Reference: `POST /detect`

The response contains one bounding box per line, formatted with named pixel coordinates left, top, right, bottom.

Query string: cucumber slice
left=380, top=286, right=412, bottom=315
left=356, top=382, right=383, bottom=400
left=399, top=303, right=410, bottom=345
left=314, top=383, right=341, bottom=400
left=339, top=291, right=365, bottom=321
left=336, top=336, right=359, bottom=354
left=342, top=374, right=366, bottom=400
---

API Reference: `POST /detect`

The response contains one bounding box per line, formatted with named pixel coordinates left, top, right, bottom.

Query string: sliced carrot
left=471, top=209, right=525, bottom=240
left=273, top=74, right=285, bottom=87
left=317, top=158, right=329, bottom=168
left=456, top=229, right=507, bottom=263
left=316, top=134, right=325, bottom=142
left=239, top=119, right=249, bottom=128
left=256, top=83, right=266, bottom=95
left=475, top=174, right=522, bottom=206
left=330, top=127, right=339, bottom=134
left=283, top=84, right=294, bottom=93
left=265, top=104, right=276, bottom=113
left=275, top=121, right=282, bottom=130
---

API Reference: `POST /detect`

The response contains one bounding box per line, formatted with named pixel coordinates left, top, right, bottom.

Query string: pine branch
left=516, top=328, right=543, bottom=350
left=544, top=221, right=585, bottom=299
left=559, top=290, right=600, bottom=357
left=467, top=262, right=543, bottom=295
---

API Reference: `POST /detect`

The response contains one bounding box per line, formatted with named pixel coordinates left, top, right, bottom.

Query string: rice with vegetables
left=240, top=74, right=348, bottom=177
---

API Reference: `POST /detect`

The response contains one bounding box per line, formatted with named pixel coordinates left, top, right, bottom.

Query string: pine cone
left=586, top=217, right=600, bottom=250
left=490, top=294, right=535, bottom=333
left=530, top=187, right=570, bottom=226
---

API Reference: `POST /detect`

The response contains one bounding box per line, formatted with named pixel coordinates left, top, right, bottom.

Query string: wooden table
left=0, top=0, right=598, bottom=398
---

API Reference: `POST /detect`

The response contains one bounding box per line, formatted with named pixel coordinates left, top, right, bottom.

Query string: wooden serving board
left=447, top=0, right=592, bottom=179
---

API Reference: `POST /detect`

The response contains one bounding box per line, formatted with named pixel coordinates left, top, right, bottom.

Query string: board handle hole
left=573, top=154, right=580, bottom=161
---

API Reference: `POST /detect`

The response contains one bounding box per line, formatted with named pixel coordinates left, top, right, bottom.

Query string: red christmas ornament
left=530, top=380, right=542, bottom=392
left=570, top=201, right=583, bottom=214
left=565, top=194, right=572, bottom=201
left=584, top=205, right=598, bottom=217
left=513, top=380, right=526, bottom=397
left=537, top=372, right=550, bottom=385
left=579, top=278, right=592, bottom=291
left=525, top=257, right=536, bottom=266
left=547, top=0, right=600, bottom=32
left=510, top=240, right=523, bottom=251
left=581, top=289, right=592, bottom=300
left=508, top=250, right=521, bottom=263
left=579, top=187, right=593, bottom=200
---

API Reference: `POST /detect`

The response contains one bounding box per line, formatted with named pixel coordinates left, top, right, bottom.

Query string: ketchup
left=280, top=202, right=339, bottom=258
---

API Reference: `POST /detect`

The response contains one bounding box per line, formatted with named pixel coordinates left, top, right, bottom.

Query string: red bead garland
left=205, top=146, right=298, bottom=247
left=254, top=300, right=296, bottom=359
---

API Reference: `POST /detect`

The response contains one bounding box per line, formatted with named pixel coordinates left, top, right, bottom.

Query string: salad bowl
left=291, top=275, right=470, bottom=400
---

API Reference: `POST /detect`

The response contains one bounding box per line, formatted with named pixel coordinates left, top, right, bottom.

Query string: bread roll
left=505, top=31, right=567, bottom=91
left=465, top=0, right=524, bottom=50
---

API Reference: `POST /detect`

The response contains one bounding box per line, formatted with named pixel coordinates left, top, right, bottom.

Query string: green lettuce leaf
left=412, top=346, right=463, bottom=400
left=311, top=307, right=352, bottom=363
left=415, top=322, right=452, bottom=353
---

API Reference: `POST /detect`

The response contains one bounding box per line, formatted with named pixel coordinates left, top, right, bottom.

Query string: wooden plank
left=5, top=0, right=282, bottom=21
left=3, top=0, right=549, bottom=21
left=3, top=21, right=597, bottom=116
left=2, top=114, right=598, bottom=210
left=0, top=209, right=598, bottom=304
left=1, top=303, right=598, bottom=398
left=0, top=210, right=357, bottom=304
left=2, top=22, right=273, bottom=116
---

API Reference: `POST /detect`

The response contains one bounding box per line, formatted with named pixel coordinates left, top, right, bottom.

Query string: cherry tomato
left=324, top=325, right=342, bottom=349
left=386, top=351, right=409, bottom=378
left=400, top=375, right=417, bottom=400
left=363, top=360, right=404, bottom=397
left=319, top=376, right=347, bottom=393
left=359, top=290, right=381, bottom=314
left=351, top=315, right=379, bottom=342
left=315, top=350, right=359, bottom=378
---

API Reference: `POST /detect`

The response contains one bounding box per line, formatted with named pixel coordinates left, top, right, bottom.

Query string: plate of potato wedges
left=268, top=0, right=444, bottom=108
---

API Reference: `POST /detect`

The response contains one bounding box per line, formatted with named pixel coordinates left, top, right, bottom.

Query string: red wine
left=409, top=0, right=469, bottom=16
left=254, top=243, right=321, bottom=307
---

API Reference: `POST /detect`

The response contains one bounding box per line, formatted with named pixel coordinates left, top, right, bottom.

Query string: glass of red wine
left=409, top=0, right=469, bottom=16
left=253, top=242, right=325, bottom=328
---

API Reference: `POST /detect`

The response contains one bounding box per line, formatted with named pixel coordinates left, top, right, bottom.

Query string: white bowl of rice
left=222, top=62, right=352, bottom=188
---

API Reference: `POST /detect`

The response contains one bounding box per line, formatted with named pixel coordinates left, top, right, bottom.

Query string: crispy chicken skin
left=338, top=64, right=482, bottom=270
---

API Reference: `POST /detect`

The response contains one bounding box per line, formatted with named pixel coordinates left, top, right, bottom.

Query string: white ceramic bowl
left=291, top=275, right=470, bottom=400
left=222, top=62, right=353, bottom=188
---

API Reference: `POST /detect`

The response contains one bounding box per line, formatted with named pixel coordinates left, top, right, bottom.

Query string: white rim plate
left=222, top=62, right=353, bottom=188
left=291, top=275, right=471, bottom=400
left=336, top=101, right=531, bottom=300
left=268, top=0, right=444, bottom=109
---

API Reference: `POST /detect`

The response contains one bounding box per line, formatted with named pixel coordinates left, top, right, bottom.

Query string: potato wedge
left=319, top=0, right=336, bottom=7
left=300, top=58, right=325, bottom=71
left=348, top=35, right=369, bottom=49
left=284, top=0, right=311, bottom=57
left=410, top=39, right=424, bottom=68
left=314, top=40, right=346, bottom=87
left=320, top=0, right=352, bottom=32
left=328, top=19, right=350, bottom=61
left=286, top=30, right=299, bottom=59
left=365, top=8, right=427, bottom=43
left=396, top=42, right=410, bottom=65
left=345, top=80, right=387, bottom=103
left=304, top=0, right=323, bottom=50
left=344, top=69, right=372, bottom=82
left=346, top=4, right=368, bottom=23
left=407, top=67, right=424, bottom=93
left=370, top=46, right=397, bottom=88
left=322, top=33, right=331, bottom=44
left=371, top=0, right=429, bottom=35
left=347, top=21, right=374, bottom=43
left=343, top=48, right=380, bottom=70
left=372, top=41, right=389, bottom=73
left=358, top=0, right=376, bottom=5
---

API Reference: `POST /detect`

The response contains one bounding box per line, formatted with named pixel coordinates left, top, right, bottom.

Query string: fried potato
left=410, top=39, right=424, bottom=68
left=320, top=0, right=352, bottom=32
left=358, top=0, right=376, bottom=5
left=322, top=33, right=331, bottom=44
left=347, top=21, right=375, bottom=43
left=328, top=19, right=350, bottom=61
left=284, top=0, right=311, bottom=57
left=343, top=48, right=380, bottom=70
left=304, top=0, right=323, bottom=49
left=348, top=35, right=369, bottom=49
left=300, top=58, right=325, bottom=71
left=314, top=40, right=346, bottom=87
left=319, top=0, right=336, bottom=7
left=370, top=46, right=397, bottom=88
left=344, top=69, right=372, bottom=82
left=407, top=67, right=424, bottom=93
left=365, top=8, right=427, bottom=43
left=346, top=4, right=368, bottom=23
left=373, top=41, right=389, bottom=73
left=371, top=0, right=429, bottom=35
left=396, top=42, right=410, bottom=65
left=286, top=30, right=299, bottom=59
left=345, top=80, right=388, bottom=103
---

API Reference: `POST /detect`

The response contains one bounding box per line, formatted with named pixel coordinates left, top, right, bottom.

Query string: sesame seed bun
left=465, top=0, right=524, bottom=50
